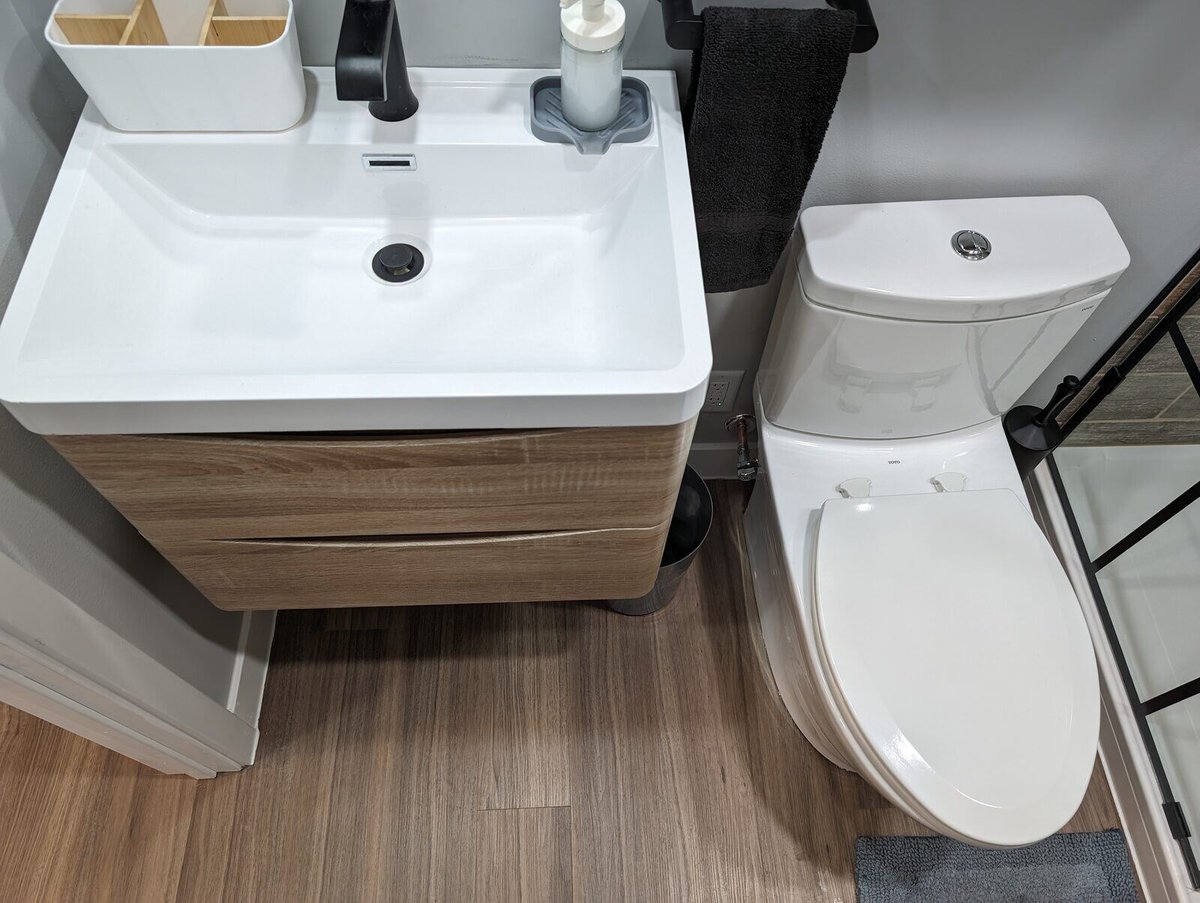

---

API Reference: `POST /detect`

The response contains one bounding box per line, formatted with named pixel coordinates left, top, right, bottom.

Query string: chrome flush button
left=952, top=229, right=991, bottom=261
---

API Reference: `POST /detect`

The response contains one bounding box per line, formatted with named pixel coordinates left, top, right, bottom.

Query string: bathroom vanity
left=48, top=424, right=693, bottom=608
left=0, top=69, right=710, bottom=610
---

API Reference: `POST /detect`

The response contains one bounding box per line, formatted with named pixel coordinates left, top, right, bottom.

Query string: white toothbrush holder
left=46, top=0, right=306, bottom=132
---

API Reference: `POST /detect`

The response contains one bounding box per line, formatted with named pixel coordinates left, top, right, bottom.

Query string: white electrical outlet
left=702, top=370, right=744, bottom=412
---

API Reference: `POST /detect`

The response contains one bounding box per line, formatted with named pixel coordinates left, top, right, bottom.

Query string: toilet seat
left=811, top=489, right=1100, bottom=847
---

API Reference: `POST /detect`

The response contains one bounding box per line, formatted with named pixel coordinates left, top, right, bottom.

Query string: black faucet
left=335, top=0, right=419, bottom=122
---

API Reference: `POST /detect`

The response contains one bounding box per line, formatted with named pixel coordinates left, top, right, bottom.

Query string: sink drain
left=371, top=243, right=425, bottom=283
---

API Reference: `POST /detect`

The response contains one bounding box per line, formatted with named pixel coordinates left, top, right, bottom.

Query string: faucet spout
left=335, top=0, right=418, bottom=122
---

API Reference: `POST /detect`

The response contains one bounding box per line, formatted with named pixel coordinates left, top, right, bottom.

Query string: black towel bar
left=657, top=0, right=878, bottom=53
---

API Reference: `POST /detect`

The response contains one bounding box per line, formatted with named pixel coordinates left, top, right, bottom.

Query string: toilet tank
left=757, top=196, right=1130, bottom=439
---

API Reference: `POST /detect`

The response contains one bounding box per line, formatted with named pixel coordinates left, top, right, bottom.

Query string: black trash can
left=608, top=465, right=713, bottom=616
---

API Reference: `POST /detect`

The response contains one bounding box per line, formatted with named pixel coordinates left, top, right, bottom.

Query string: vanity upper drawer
left=161, top=523, right=667, bottom=610
left=48, top=423, right=693, bottom=541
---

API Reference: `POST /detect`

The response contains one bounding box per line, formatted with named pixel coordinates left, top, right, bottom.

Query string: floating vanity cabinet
left=48, top=422, right=694, bottom=610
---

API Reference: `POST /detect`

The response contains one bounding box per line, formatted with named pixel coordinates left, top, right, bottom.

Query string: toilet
left=744, top=196, right=1130, bottom=848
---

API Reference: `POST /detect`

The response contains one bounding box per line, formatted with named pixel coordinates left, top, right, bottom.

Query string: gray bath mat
left=855, top=830, right=1136, bottom=903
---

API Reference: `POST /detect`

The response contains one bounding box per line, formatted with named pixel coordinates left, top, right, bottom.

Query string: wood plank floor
left=0, top=483, right=1128, bottom=902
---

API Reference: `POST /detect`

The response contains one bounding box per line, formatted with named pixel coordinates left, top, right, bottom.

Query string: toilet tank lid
left=797, top=196, right=1130, bottom=322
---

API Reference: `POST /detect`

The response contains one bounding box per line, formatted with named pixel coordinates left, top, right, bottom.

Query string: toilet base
left=746, top=471, right=1043, bottom=846
left=744, top=478, right=858, bottom=773
left=742, top=404, right=1054, bottom=843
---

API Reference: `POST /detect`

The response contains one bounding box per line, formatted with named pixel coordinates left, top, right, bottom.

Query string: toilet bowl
left=745, top=196, right=1130, bottom=847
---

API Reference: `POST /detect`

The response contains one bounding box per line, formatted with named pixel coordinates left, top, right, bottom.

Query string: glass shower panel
left=1149, top=694, right=1200, bottom=870
left=1077, top=493, right=1200, bottom=701
left=1058, top=311, right=1200, bottom=558
left=1052, top=297, right=1199, bottom=888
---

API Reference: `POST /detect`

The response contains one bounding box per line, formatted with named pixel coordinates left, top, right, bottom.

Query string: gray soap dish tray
left=530, top=76, right=652, bottom=155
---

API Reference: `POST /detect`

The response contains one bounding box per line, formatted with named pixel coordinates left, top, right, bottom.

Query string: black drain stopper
left=372, top=243, right=425, bottom=283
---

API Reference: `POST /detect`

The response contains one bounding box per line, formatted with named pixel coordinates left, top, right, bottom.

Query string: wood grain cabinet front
left=48, top=421, right=694, bottom=610
left=160, top=526, right=668, bottom=610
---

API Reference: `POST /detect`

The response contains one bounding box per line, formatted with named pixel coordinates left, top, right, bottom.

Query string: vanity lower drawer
left=48, top=423, right=693, bottom=542
left=161, top=524, right=668, bottom=610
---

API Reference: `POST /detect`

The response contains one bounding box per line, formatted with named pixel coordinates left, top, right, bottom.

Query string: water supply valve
left=725, top=413, right=760, bottom=482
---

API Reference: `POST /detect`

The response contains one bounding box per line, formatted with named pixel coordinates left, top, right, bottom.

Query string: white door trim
left=0, top=662, right=223, bottom=777
left=0, top=551, right=273, bottom=777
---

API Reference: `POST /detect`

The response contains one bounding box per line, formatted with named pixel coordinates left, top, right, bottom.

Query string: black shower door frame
left=1047, top=249, right=1200, bottom=888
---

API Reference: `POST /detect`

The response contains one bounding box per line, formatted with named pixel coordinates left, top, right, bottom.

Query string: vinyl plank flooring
left=686, top=483, right=873, bottom=901
left=319, top=628, right=401, bottom=903
left=569, top=599, right=695, bottom=901
left=427, top=602, right=572, bottom=898
left=566, top=560, right=768, bottom=899
left=284, top=609, right=454, bottom=902
left=1065, top=758, right=1125, bottom=833
left=73, top=761, right=196, bottom=903
left=219, top=626, right=352, bottom=902
left=0, top=704, right=197, bottom=903
left=433, top=601, right=571, bottom=812
left=312, top=601, right=571, bottom=901
left=472, top=807, right=572, bottom=902
left=87, top=763, right=195, bottom=903
left=175, top=772, right=241, bottom=903
left=0, top=482, right=1129, bottom=902
left=0, top=711, right=108, bottom=902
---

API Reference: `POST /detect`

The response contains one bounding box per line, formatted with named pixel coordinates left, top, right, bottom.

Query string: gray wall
left=293, top=0, right=1200, bottom=449
left=0, top=0, right=246, bottom=702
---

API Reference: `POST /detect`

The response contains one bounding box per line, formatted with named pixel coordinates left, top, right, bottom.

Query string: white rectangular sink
left=0, top=68, right=710, bottom=434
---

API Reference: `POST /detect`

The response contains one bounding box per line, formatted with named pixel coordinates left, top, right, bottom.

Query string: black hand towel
left=685, top=7, right=855, bottom=294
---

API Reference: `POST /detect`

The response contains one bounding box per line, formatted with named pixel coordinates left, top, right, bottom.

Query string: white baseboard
left=0, top=664, right=223, bottom=777
left=688, top=441, right=738, bottom=479
left=1031, top=463, right=1198, bottom=902
left=227, top=610, right=276, bottom=735
left=0, top=552, right=264, bottom=778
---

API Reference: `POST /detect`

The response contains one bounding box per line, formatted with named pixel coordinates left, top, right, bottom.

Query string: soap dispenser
left=559, top=0, right=626, bottom=131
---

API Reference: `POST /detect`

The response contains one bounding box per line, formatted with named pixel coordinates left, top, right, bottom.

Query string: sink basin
left=0, top=69, right=710, bottom=434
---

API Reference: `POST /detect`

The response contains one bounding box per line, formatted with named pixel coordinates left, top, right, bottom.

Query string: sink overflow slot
left=362, top=154, right=417, bottom=172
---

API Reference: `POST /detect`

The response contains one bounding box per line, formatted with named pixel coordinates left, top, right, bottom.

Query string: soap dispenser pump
left=559, top=0, right=626, bottom=131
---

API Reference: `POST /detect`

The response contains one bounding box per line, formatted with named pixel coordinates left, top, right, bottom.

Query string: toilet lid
left=813, top=489, right=1099, bottom=846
